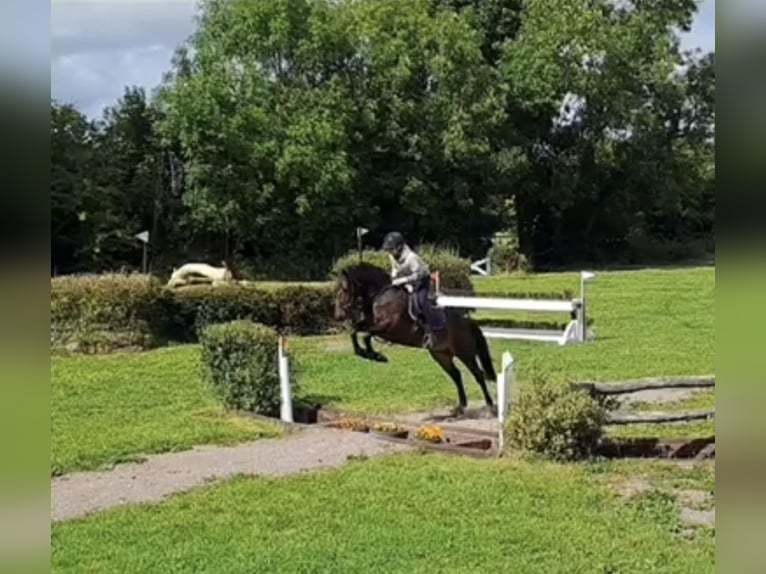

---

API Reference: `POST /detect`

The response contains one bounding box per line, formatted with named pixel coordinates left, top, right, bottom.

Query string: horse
left=333, top=262, right=496, bottom=413
left=166, top=260, right=234, bottom=288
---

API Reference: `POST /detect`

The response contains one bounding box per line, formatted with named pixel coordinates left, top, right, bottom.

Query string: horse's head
left=334, top=270, right=358, bottom=322
left=334, top=263, right=391, bottom=322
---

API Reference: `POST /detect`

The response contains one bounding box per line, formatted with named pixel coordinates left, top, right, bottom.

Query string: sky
left=51, top=0, right=716, bottom=119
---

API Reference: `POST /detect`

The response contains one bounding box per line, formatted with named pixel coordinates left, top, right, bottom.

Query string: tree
left=51, top=102, right=94, bottom=273
left=160, top=0, right=509, bottom=273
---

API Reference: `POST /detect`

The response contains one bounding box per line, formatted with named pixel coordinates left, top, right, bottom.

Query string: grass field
left=51, top=266, right=714, bottom=474
left=51, top=454, right=714, bottom=573
left=51, top=266, right=715, bottom=572
left=292, top=266, right=714, bottom=413
left=51, top=347, right=280, bottom=476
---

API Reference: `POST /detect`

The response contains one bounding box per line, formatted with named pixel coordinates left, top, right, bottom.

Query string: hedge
left=200, top=321, right=298, bottom=414
left=167, top=283, right=335, bottom=340
left=51, top=274, right=168, bottom=354
left=330, top=245, right=473, bottom=293
left=51, top=274, right=338, bottom=354
left=51, top=258, right=586, bottom=354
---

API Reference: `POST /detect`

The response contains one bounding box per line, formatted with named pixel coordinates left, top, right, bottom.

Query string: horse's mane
left=341, top=262, right=391, bottom=290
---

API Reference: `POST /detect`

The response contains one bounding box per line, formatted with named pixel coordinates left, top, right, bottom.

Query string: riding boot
left=421, top=310, right=435, bottom=349
left=422, top=327, right=434, bottom=349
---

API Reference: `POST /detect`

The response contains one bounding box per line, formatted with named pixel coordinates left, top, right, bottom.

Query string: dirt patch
left=612, top=475, right=653, bottom=500
left=612, top=478, right=714, bottom=528
left=680, top=507, right=715, bottom=528
left=677, top=489, right=713, bottom=508
left=51, top=427, right=412, bottom=522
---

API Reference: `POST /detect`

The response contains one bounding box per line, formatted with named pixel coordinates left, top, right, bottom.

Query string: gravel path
left=51, top=427, right=412, bottom=522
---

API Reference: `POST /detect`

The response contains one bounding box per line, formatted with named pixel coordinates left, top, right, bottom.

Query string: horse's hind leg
left=429, top=350, right=467, bottom=413
left=456, top=350, right=495, bottom=410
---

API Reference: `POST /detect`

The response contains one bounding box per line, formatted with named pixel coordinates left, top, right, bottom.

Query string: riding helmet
left=382, top=231, right=405, bottom=254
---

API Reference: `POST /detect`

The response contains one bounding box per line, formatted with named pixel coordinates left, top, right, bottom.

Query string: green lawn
left=52, top=454, right=714, bottom=574
left=292, top=266, right=715, bottom=413
left=51, top=266, right=714, bottom=474
left=51, top=347, right=280, bottom=476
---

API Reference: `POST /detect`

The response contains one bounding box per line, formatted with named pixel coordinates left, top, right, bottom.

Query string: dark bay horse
left=334, top=262, right=496, bottom=412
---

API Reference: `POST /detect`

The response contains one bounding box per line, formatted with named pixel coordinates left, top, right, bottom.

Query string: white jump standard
left=435, top=271, right=596, bottom=346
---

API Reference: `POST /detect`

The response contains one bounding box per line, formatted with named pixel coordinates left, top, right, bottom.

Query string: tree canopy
left=52, top=0, right=714, bottom=277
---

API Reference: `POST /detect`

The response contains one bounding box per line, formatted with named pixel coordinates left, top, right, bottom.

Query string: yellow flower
left=415, top=425, right=445, bottom=443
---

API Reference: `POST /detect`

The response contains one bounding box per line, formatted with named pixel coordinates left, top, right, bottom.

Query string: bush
left=489, top=234, right=529, bottom=274
left=51, top=275, right=339, bottom=353
left=165, top=285, right=280, bottom=339
left=166, top=283, right=336, bottom=339
left=199, top=321, right=297, bottom=414
left=504, top=374, right=607, bottom=461
left=329, top=244, right=473, bottom=292
left=51, top=273, right=168, bottom=353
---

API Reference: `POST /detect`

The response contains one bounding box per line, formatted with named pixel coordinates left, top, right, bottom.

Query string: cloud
left=51, top=0, right=197, bottom=117
left=52, top=0, right=716, bottom=119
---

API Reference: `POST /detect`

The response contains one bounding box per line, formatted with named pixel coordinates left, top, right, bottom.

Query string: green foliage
left=51, top=275, right=338, bottom=353
left=330, top=245, right=473, bottom=292
left=52, top=0, right=715, bottom=275
left=489, top=233, right=529, bottom=274
left=52, top=88, right=185, bottom=275
left=199, top=321, right=292, bottom=414
left=51, top=273, right=168, bottom=353
left=330, top=249, right=390, bottom=278
left=505, top=373, right=607, bottom=461
left=167, top=283, right=336, bottom=338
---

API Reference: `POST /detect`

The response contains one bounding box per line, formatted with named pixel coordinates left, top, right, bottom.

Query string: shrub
left=329, top=244, right=473, bottom=292
left=199, top=321, right=297, bottom=414
left=165, top=285, right=281, bottom=339
left=51, top=275, right=339, bottom=353
left=489, top=234, right=529, bottom=274
left=51, top=273, right=168, bottom=353
left=166, top=283, right=336, bottom=339
left=504, top=374, right=607, bottom=461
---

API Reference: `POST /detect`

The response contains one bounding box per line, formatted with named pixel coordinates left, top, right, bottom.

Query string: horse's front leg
left=363, top=333, right=388, bottom=363
left=350, top=327, right=368, bottom=359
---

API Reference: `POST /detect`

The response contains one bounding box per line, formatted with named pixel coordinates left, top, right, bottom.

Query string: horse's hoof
left=450, top=406, right=466, bottom=418
left=355, top=350, right=372, bottom=361
left=372, top=352, right=388, bottom=363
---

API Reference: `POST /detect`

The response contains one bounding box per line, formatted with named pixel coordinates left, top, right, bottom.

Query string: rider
left=381, top=231, right=437, bottom=348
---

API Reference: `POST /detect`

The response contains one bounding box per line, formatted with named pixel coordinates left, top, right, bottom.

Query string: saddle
left=406, top=290, right=445, bottom=331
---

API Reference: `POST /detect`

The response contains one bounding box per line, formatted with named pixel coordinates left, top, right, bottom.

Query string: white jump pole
left=496, top=351, right=515, bottom=455
left=278, top=336, right=293, bottom=423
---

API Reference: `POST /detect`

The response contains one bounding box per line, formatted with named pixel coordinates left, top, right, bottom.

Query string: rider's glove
left=392, top=277, right=407, bottom=286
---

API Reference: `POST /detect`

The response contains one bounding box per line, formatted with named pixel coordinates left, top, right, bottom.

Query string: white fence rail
left=435, top=271, right=596, bottom=346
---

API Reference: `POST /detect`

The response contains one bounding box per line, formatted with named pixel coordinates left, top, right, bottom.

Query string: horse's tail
left=469, top=320, right=496, bottom=381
